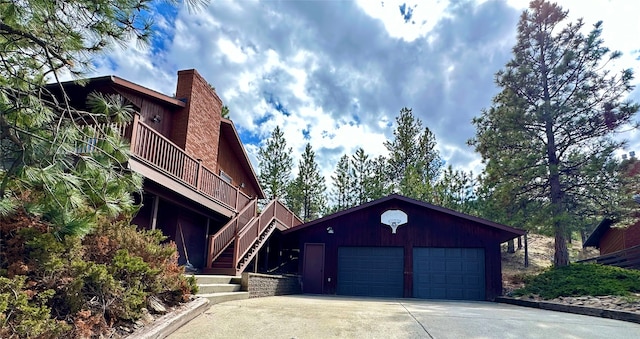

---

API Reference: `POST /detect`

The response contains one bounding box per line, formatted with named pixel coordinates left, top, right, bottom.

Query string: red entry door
left=303, top=243, right=324, bottom=294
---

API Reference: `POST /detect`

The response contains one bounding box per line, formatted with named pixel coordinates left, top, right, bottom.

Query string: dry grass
left=501, top=233, right=599, bottom=294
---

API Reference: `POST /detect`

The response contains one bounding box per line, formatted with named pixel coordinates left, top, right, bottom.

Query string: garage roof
left=583, top=218, right=614, bottom=248
left=284, top=194, right=526, bottom=242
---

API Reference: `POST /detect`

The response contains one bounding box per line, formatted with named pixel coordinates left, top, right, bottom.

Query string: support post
left=264, top=238, right=270, bottom=272
left=203, top=218, right=210, bottom=268
left=150, top=195, right=160, bottom=230
left=524, top=232, right=529, bottom=268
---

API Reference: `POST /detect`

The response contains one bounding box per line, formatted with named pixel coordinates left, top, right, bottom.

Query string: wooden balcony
left=89, top=114, right=303, bottom=274
left=117, top=114, right=251, bottom=216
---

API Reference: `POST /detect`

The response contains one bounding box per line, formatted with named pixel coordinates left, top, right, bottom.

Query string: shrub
left=513, top=263, right=640, bottom=299
left=0, top=210, right=196, bottom=338
left=0, top=276, right=70, bottom=338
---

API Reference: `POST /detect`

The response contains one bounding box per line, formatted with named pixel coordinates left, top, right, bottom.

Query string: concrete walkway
left=167, top=295, right=640, bottom=339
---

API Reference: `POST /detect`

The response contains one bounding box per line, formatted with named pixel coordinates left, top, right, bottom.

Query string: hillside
left=501, top=233, right=599, bottom=293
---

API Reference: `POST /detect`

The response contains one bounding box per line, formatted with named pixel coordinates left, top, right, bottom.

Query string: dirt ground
left=501, top=233, right=599, bottom=294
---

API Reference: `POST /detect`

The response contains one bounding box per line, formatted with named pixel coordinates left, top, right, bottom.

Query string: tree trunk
left=580, top=228, right=587, bottom=245
left=542, top=55, right=569, bottom=266
left=554, top=222, right=569, bottom=266
left=517, top=236, right=522, bottom=250
left=507, top=239, right=515, bottom=253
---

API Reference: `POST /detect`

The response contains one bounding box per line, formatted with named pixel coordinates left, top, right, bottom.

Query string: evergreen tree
left=289, top=143, right=326, bottom=221
left=330, top=154, right=353, bottom=212
left=257, top=126, right=293, bottom=202
left=0, top=0, right=202, bottom=236
left=384, top=107, right=443, bottom=201
left=350, top=147, right=373, bottom=205
left=369, top=155, right=390, bottom=200
left=433, top=165, right=477, bottom=214
left=470, top=0, right=639, bottom=266
left=221, top=105, right=230, bottom=118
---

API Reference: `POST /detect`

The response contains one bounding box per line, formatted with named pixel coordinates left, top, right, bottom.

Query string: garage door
left=337, top=247, right=404, bottom=297
left=413, top=248, right=485, bottom=300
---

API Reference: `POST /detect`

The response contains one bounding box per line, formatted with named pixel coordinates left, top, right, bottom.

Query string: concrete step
left=197, top=283, right=242, bottom=294
left=189, top=274, right=241, bottom=285
left=203, top=267, right=238, bottom=276
left=198, top=291, right=249, bottom=305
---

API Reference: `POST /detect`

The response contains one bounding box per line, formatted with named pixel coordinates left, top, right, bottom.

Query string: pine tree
left=433, top=165, right=477, bottom=214
left=385, top=107, right=443, bottom=201
left=369, top=155, right=390, bottom=200
left=257, top=126, right=293, bottom=202
left=470, top=0, right=639, bottom=266
left=0, top=0, right=202, bottom=236
left=330, top=154, right=353, bottom=212
left=350, top=147, right=373, bottom=205
left=289, top=143, right=326, bottom=221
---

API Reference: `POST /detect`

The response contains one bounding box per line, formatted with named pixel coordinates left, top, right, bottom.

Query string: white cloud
left=92, top=0, right=640, bottom=198
left=355, top=0, right=452, bottom=42
left=217, top=37, right=250, bottom=63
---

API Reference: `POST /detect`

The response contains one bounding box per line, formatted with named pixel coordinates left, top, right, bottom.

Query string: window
left=219, top=170, right=232, bottom=184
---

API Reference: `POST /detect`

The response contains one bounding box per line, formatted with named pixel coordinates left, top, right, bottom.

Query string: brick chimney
left=171, top=69, right=223, bottom=171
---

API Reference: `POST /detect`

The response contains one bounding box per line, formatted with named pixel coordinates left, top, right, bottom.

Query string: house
left=282, top=194, right=526, bottom=301
left=58, top=69, right=302, bottom=275
left=583, top=219, right=640, bottom=255
left=581, top=219, right=640, bottom=270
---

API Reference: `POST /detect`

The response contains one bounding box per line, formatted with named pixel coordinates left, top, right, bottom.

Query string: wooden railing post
left=232, top=221, right=240, bottom=272
left=206, top=236, right=213, bottom=269
left=195, top=159, right=202, bottom=190
left=130, top=113, right=140, bottom=153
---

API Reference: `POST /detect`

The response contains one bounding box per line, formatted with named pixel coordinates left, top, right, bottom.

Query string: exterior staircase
left=191, top=275, right=249, bottom=304
left=205, top=198, right=302, bottom=276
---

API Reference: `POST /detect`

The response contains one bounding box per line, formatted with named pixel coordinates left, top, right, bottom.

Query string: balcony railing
left=125, top=114, right=251, bottom=211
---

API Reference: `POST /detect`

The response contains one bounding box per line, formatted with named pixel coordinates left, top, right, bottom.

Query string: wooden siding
left=132, top=180, right=230, bottom=270
left=216, top=131, right=260, bottom=198
left=600, top=228, right=625, bottom=255
left=290, top=199, right=507, bottom=300
left=624, top=222, right=640, bottom=249
left=116, top=89, right=175, bottom=139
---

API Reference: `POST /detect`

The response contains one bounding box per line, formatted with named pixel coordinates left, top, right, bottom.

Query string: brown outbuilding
left=283, top=194, right=525, bottom=301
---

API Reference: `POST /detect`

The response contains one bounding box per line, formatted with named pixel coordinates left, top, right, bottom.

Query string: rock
left=147, top=296, right=167, bottom=314
left=140, top=312, right=155, bottom=325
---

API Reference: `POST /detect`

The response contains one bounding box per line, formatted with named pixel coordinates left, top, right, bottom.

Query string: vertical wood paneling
left=601, top=229, right=625, bottom=254
left=292, top=199, right=513, bottom=300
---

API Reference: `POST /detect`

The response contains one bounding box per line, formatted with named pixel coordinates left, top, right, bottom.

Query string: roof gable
left=284, top=194, right=525, bottom=241
left=583, top=218, right=614, bottom=248
left=219, top=118, right=264, bottom=199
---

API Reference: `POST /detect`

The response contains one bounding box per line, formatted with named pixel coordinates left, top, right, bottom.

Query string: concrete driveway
left=167, top=295, right=640, bottom=339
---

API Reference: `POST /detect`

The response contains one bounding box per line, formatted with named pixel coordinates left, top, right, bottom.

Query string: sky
left=91, top=0, right=640, bottom=192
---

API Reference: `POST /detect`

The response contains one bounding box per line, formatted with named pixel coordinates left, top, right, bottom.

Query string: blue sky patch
left=399, top=3, right=414, bottom=23
left=264, top=92, right=291, bottom=117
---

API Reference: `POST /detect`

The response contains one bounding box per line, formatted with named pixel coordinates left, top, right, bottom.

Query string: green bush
left=0, top=276, right=70, bottom=338
left=513, top=263, right=640, bottom=299
left=1, top=211, right=196, bottom=338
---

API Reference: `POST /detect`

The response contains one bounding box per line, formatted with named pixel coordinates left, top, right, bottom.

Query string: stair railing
left=233, top=199, right=303, bottom=273
left=206, top=198, right=257, bottom=268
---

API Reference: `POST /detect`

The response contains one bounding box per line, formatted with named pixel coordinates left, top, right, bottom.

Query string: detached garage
left=283, top=194, right=525, bottom=301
